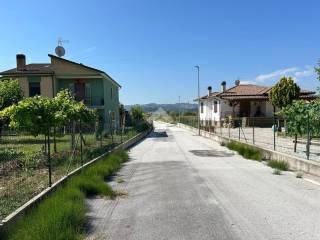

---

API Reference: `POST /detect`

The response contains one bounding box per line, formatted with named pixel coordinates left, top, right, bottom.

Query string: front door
left=239, top=101, right=251, bottom=117
left=75, top=81, right=85, bottom=101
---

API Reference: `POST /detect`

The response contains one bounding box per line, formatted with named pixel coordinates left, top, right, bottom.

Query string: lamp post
left=178, top=96, right=181, bottom=124
left=194, top=65, right=200, bottom=135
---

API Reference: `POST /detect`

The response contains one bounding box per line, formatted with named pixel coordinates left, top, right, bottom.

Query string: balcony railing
left=83, top=97, right=104, bottom=107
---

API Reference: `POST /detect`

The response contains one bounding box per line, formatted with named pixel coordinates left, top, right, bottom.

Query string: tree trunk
left=53, top=127, right=57, bottom=153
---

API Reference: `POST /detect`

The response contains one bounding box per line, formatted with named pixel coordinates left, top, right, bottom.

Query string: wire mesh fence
left=0, top=121, right=146, bottom=221
left=176, top=116, right=320, bottom=162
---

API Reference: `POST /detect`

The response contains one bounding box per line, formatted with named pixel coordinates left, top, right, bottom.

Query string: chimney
left=16, top=54, right=26, bottom=71
left=235, top=79, right=240, bottom=86
left=221, top=81, right=226, bottom=92
left=208, top=86, right=212, bottom=96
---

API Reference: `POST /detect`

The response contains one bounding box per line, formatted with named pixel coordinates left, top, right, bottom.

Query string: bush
left=2, top=150, right=129, bottom=240
left=267, top=160, right=289, bottom=171
left=226, top=142, right=263, bottom=161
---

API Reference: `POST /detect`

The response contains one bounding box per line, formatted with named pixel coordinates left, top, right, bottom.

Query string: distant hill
left=125, top=103, right=197, bottom=113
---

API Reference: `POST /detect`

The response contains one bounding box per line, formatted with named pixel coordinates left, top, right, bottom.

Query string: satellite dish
left=55, top=46, right=65, bottom=57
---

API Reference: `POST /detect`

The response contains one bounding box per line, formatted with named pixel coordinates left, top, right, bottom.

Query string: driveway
left=86, top=122, right=320, bottom=240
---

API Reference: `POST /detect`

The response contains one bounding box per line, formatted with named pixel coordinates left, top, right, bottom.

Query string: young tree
left=0, top=91, right=97, bottom=186
left=280, top=100, right=320, bottom=153
left=269, top=76, right=301, bottom=131
left=269, top=76, right=301, bottom=110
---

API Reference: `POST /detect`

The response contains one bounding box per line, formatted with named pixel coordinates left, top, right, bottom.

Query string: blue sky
left=0, top=0, right=319, bottom=104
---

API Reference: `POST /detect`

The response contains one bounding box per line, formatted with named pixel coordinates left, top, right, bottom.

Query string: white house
left=198, top=80, right=316, bottom=128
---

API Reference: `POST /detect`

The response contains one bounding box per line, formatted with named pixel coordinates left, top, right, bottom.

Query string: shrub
left=226, top=142, right=263, bottom=161
left=267, top=160, right=289, bottom=171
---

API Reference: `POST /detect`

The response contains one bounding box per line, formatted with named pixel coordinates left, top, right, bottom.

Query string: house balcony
left=83, top=96, right=105, bottom=109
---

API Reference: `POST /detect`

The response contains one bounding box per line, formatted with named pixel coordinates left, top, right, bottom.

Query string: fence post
left=47, top=130, right=52, bottom=187
left=252, top=117, right=255, bottom=145
left=306, top=113, right=310, bottom=160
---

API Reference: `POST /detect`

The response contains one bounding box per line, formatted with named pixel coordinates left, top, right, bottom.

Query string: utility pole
left=195, top=66, right=200, bottom=135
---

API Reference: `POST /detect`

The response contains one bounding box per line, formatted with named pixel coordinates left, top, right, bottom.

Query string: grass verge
left=267, top=160, right=289, bottom=171
left=226, top=142, right=263, bottom=161
left=1, top=149, right=129, bottom=240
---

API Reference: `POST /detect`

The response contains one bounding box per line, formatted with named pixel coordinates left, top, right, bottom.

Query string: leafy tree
left=316, top=61, right=320, bottom=94
left=0, top=90, right=96, bottom=136
left=131, top=105, right=144, bottom=121
left=316, top=60, right=320, bottom=81
left=0, top=79, right=23, bottom=135
left=0, top=79, right=23, bottom=110
left=269, top=77, right=301, bottom=110
left=279, top=100, right=320, bottom=152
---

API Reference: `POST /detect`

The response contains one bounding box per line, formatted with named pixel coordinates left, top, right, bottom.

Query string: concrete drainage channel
left=0, top=126, right=153, bottom=234
left=177, top=123, right=320, bottom=177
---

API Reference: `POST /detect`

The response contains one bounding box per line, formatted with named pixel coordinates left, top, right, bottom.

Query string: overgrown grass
left=2, top=149, right=129, bottom=240
left=267, top=160, right=289, bottom=171
left=226, top=142, right=263, bottom=161
left=0, top=129, right=139, bottom=220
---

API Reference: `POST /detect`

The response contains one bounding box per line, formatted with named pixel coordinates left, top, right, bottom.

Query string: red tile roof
left=198, top=84, right=317, bottom=101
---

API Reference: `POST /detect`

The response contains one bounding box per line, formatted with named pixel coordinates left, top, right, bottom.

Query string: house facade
left=199, top=80, right=317, bottom=127
left=0, top=54, right=121, bottom=129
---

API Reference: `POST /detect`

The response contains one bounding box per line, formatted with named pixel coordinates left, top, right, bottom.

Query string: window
left=110, top=87, right=113, bottom=99
left=200, top=102, right=204, bottom=113
left=214, top=101, right=218, bottom=113
left=29, top=82, right=41, bottom=97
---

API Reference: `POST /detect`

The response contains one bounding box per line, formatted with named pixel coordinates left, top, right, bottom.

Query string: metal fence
left=177, top=116, right=320, bottom=162
left=0, top=121, right=145, bottom=221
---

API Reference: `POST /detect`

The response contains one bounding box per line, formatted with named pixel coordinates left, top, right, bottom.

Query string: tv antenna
left=55, top=37, right=69, bottom=57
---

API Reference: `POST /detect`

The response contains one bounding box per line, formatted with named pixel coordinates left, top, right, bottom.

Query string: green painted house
left=0, top=54, right=121, bottom=128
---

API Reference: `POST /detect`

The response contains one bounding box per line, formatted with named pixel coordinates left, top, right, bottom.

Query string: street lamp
left=194, top=65, right=200, bottom=135
left=178, top=96, right=181, bottom=124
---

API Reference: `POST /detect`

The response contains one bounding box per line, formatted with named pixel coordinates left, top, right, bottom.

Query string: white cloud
left=294, top=66, right=314, bottom=78
left=255, top=67, right=298, bottom=82
left=254, top=66, right=316, bottom=84
left=240, top=80, right=257, bottom=85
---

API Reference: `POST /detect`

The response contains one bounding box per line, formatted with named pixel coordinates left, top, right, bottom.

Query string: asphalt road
left=86, top=122, right=320, bottom=240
